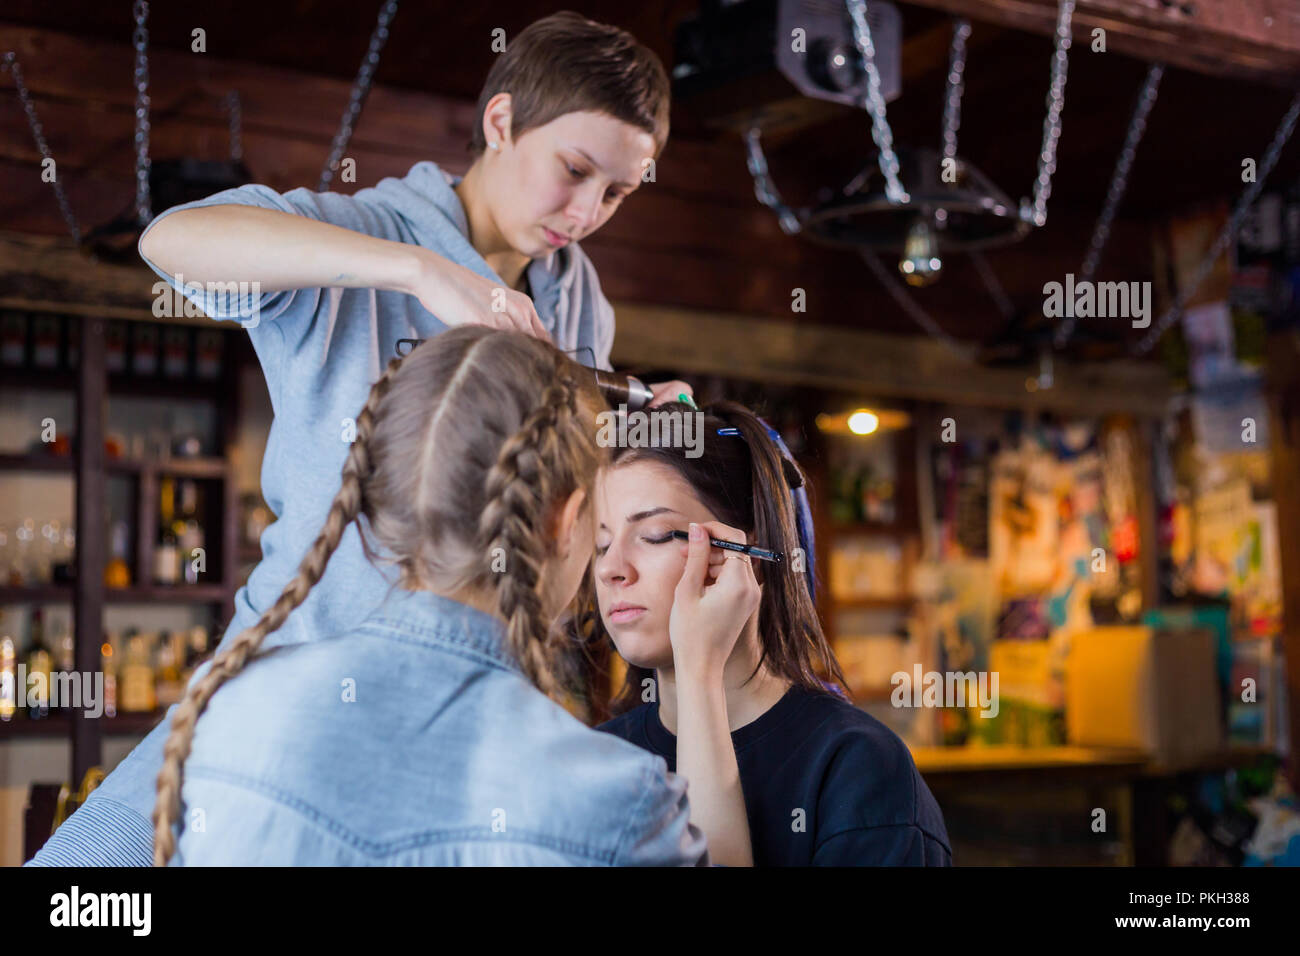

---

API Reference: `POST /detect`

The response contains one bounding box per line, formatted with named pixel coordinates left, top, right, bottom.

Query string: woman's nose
left=567, top=185, right=603, bottom=233
left=596, top=541, right=634, bottom=585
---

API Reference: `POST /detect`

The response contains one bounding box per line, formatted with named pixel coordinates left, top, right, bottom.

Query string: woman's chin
left=612, top=636, right=673, bottom=672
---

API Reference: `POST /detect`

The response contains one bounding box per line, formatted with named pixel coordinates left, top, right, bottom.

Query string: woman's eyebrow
left=572, top=147, right=637, bottom=189
left=597, top=506, right=679, bottom=531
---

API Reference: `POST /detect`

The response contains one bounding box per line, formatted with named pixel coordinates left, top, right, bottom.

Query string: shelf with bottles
left=0, top=614, right=213, bottom=738
left=1, top=470, right=231, bottom=602
left=0, top=310, right=228, bottom=397
left=0, top=452, right=230, bottom=480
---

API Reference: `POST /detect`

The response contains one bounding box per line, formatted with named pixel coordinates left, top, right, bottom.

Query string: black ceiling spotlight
left=672, top=0, right=901, bottom=133
left=673, top=0, right=1032, bottom=289
left=800, top=147, right=1030, bottom=286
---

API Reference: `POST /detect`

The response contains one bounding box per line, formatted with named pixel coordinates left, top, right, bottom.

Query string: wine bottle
left=154, top=479, right=179, bottom=586
left=26, top=609, right=52, bottom=719
left=105, top=520, right=131, bottom=588
left=176, top=480, right=205, bottom=584
left=155, top=631, right=183, bottom=708
left=0, top=636, right=16, bottom=721
left=119, top=632, right=156, bottom=713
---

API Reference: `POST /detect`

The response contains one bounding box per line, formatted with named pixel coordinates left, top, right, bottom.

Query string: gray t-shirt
left=138, top=160, right=616, bottom=654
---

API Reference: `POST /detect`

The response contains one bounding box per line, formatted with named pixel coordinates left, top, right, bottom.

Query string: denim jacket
left=30, top=589, right=709, bottom=866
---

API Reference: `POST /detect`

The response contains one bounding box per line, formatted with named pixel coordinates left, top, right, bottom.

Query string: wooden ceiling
left=4, top=0, right=1300, bottom=355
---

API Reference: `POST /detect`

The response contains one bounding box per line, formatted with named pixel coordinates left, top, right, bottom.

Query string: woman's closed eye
left=594, top=530, right=677, bottom=557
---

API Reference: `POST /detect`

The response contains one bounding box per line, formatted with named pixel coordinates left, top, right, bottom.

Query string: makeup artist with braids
left=151, top=327, right=749, bottom=865
left=26, top=12, right=697, bottom=867
left=591, top=401, right=953, bottom=866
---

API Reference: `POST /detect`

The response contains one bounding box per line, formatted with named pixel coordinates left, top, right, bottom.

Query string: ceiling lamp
left=800, top=147, right=1029, bottom=284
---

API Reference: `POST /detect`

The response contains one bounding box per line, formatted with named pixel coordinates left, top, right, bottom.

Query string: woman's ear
left=482, top=91, right=514, bottom=152
left=553, top=487, right=589, bottom=559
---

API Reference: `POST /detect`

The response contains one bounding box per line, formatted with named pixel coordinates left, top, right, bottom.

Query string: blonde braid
left=151, top=356, right=404, bottom=866
left=477, top=359, right=583, bottom=698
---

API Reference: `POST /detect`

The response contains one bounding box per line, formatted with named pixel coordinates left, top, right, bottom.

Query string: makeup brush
left=670, top=530, right=783, bottom=563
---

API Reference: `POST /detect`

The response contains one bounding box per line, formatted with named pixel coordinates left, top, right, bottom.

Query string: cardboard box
left=1065, top=625, right=1224, bottom=763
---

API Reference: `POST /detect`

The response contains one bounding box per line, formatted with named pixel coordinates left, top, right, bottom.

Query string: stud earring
left=488, top=141, right=500, bottom=151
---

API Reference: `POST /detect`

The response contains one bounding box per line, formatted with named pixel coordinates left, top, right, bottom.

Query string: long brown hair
left=152, top=326, right=607, bottom=865
left=600, top=400, right=849, bottom=714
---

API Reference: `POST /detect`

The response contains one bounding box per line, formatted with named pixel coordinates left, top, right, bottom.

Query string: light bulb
left=899, top=216, right=942, bottom=287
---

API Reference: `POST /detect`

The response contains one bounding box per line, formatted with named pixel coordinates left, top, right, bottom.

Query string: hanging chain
left=1, top=52, right=82, bottom=244
left=1054, top=63, right=1163, bottom=348
left=133, top=0, right=152, bottom=226
left=224, top=90, right=243, bottom=163
left=743, top=128, right=802, bottom=235
left=859, top=250, right=974, bottom=360
left=319, top=0, right=400, bottom=191
left=845, top=0, right=909, bottom=203
left=969, top=250, right=1015, bottom=319
left=1024, top=0, right=1075, bottom=228
left=941, top=18, right=971, bottom=162
left=1134, top=92, right=1300, bottom=356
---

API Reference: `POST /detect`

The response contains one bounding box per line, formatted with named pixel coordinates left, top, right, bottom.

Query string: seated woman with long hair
left=589, top=400, right=952, bottom=866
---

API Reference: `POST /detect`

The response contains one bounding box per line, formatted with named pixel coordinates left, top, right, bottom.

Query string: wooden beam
left=902, top=0, right=1300, bottom=87
left=611, top=302, right=1171, bottom=414
left=0, top=229, right=1170, bottom=413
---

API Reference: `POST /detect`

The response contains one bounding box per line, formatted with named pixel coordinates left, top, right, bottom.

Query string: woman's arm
left=141, top=204, right=421, bottom=294
left=140, top=204, right=550, bottom=339
left=674, top=664, right=752, bottom=866
left=669, top=521, right=761, bottom=867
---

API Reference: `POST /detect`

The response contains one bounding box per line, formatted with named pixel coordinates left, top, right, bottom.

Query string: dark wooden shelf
left=0, top=710, right=166, bottom=739
left=0, top=453, right=228, bottom=479
left=0, top=453, right=77, bottom=473
left=0, top=584, right=232, bottom=604
left=0, top=366, right=223, bottom=400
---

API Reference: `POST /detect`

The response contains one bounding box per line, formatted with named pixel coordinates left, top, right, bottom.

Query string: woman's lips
left=543, top=227, right=570, bottom=248
left=609, top=606, right=646, bottom=624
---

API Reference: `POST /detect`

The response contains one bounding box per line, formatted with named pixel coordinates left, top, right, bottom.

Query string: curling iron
left=395, top=338, right=655, bottom=411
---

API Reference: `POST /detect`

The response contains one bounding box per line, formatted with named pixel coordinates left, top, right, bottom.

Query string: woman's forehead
left=596, top=460, right=700, bottom=519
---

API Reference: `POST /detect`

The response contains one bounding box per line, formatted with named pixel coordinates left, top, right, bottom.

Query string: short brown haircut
left=469, top=11, right=670, bottom=158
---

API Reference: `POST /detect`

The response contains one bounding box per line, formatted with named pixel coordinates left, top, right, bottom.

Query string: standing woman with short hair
left=28, top=11, right=694, bottom=867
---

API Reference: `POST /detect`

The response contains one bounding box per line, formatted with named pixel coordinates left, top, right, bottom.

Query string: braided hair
left=153, top=326, right=607, bottom=864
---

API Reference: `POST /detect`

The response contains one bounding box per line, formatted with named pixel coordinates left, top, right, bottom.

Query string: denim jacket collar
left=363, top=586, right=523, bottom=676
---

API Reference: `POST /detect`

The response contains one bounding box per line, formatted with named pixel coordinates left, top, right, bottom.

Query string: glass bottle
left=154, top=479, right=179, bottom=586
left=155, top=631, right=183, bottom=708
left=52, top=612, right=74, bottom=672
left=105, top=520, right=131, bottom=588
left=119, top=632, right=156, bottom=713
left=0, top=635, right=15, bottom=721
left=25, top=608, right=52, bottom=719
left=101, top=633, right=118, bottom=719
left=176, top=480, right=205, bottom=585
